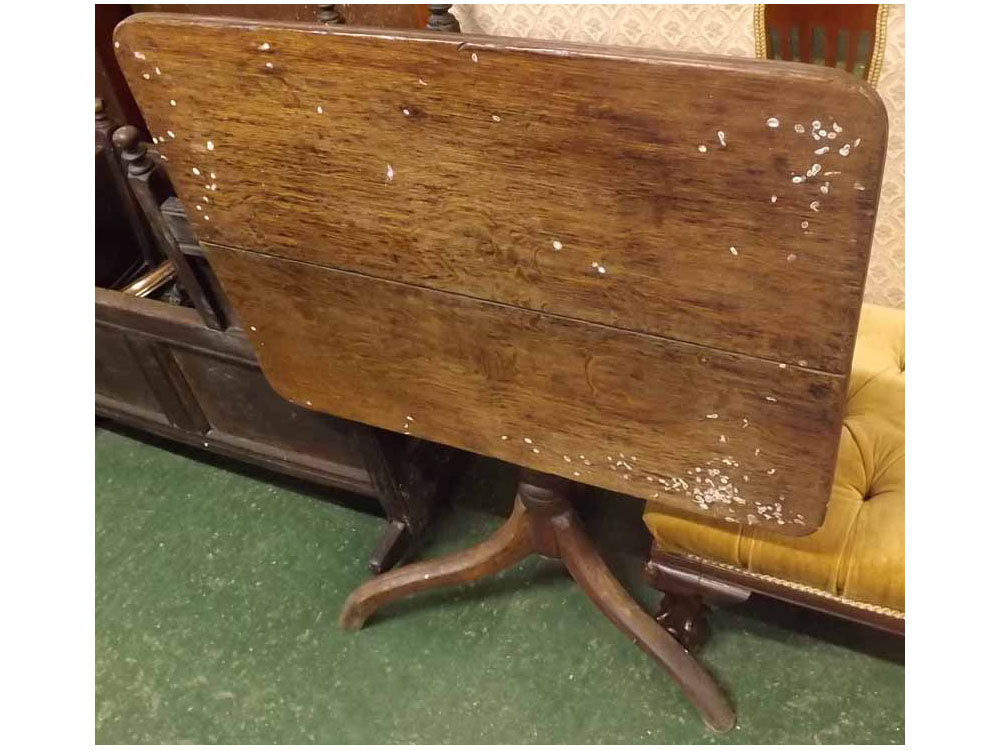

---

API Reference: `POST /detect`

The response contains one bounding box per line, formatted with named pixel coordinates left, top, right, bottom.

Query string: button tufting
left=643, top=303, right=904, bottom=613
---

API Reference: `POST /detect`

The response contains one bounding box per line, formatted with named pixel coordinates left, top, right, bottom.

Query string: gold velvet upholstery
left=643, top=304, right=904, bottom=613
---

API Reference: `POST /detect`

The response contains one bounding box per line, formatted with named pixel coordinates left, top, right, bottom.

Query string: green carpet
left=96, top=424, right=904, bottom=744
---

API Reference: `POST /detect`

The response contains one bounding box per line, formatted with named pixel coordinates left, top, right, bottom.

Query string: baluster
left=427, top=4, right=461, bottom=33
left=95, top=97, right=112, bottom=142
left=317, top=4, right=345, bottom=25
left=112, top=125, right=226, bottom=330
left=113, top=123, right=154, bottom=178
left=98, top=100, right=161, bottom=269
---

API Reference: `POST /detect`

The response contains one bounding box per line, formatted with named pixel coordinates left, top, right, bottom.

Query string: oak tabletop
left=115, top=14, right=887, bottom=535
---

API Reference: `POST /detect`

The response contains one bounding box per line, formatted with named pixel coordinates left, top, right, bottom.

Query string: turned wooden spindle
left=96, top=97, right=116, bottom=157
left=317, top=4, right=345, bottom=25
left=96, top=97, right=111, bottom=130
left=112, top=124, right=153, bottom=177
left=111, top=125, right=225, bottom=330
left=427, top=4, right=461, bottom=33
left=98, top=116, right=161, bottom=269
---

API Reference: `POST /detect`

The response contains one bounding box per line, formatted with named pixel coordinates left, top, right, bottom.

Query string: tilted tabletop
left=114, top=14, right=887, bottom=535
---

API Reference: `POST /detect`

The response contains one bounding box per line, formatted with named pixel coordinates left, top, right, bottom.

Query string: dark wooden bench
left=115, top=13, right=886, bottom=731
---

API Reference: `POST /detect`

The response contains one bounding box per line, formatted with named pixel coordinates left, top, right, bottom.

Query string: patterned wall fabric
left=453, top=4, right=905, bottom=308
left=868, top=5, right=904, bottom=308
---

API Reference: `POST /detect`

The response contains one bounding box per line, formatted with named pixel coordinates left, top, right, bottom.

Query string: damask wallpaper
left=453, top=4, right=905, bottom=308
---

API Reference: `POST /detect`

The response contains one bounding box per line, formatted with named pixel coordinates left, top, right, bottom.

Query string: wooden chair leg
left=339, top=498, right=534, bottom=631
left=655, top=591, right=711, bottom=652
left=554, top=517, right=736, bottom=733
left=367, top=520, right=411, bottom=574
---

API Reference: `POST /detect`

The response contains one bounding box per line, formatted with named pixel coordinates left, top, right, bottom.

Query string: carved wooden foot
left=339, top=470, right=736, bottom=732
left=554, top=511, right=734, bottom=732
left=339, top=498, right=533, bottom=631
left=655, top=591, right=710, bottom=652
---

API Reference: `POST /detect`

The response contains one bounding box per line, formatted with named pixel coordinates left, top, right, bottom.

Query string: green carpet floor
left=96, top=424, right=904, bottom=744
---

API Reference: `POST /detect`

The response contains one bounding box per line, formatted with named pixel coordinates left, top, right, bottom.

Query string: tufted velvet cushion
left=643, top=304, right=904, bottom=613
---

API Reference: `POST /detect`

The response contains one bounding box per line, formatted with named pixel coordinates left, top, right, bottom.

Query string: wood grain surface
left=206, top=244, right=843, bottom=534
left=114, top=15, right=886, bottom=374
left=114, top=15, right=887, bottom=534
